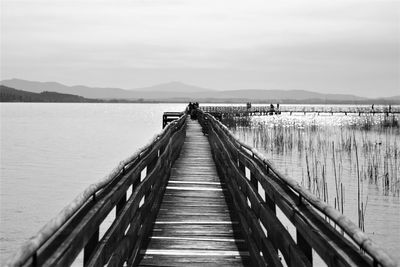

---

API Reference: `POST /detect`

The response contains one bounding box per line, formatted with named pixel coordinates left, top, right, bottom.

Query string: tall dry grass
left=230, top=113, right=400, bottom=231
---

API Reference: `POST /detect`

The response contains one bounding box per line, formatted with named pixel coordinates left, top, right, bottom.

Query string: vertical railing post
left=162, top=115, right=166, bottom=128
left=264, top=165, right=276, bottom=214
left=264, top=192, right=276, bottom=214
left=145, top=149, right=160, bottom=201
left=238, top=154, right=245, bottom=176
left=147, top=155, right=158, bottom=174
left=297, top=229, right=313, bottom=265
left=145, top=155, right=158, bottom=201
left=250, top=172, right=258, bottom=190
left=238, top=159, right=245, bottom=193
left=116, top=193, right=126, bottom=217
left=84, top=229, right=99, bottom=265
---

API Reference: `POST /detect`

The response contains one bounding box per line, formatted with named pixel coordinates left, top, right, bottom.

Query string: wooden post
left=147, top=156, right=157, bottom=174
left=263, top=166, right=276, bottom=213
left=297, top=229, right=312, bottom=264
left=238, top=161, right=245, bottom=176
left=250, top=172, right=258, bottom=190
left=116, top=193, right=126, bottom=217
left=84, top=229, right=99, bottom=265
left=32, top=252, right=37, bottom=267
left=162, top=115, right=166, bottom=128
left=265, top=192, right=276, bottom=214
left=237, top=151, right=245, bottom=176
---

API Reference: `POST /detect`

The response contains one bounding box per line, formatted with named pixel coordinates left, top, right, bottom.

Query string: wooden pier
left=200, top=105, right=400, bottom=117
left=5, top=109, right=397, bottom=267
left=138, top=119, right=251, bottom=266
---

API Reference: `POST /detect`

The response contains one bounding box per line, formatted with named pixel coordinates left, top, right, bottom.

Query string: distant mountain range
left=0, top=79, right=211, bottom=100
left=1, top=78, right=399, bottom=104
left=0, top=85, right=99, bottom=102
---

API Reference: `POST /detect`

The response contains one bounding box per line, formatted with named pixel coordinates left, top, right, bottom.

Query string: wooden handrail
left=5, top=114, right=187, bottom=267
left=198, top=110, right=396, bottom=267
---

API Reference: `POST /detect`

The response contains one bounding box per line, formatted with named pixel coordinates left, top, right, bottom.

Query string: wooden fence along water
left=5, top=108, right=397, bottom=267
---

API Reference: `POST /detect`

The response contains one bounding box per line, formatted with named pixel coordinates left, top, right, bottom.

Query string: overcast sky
left=1, top=0, right=399, bottom=97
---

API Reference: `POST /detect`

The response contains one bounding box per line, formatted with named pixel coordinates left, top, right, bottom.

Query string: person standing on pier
left=188, top=102, right=199, bottom=119
left=269, top=103, right=275, bottom=115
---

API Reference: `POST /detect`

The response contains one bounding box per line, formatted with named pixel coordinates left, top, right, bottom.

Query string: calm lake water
left=0, top=103, right=186, bottom=264
left=1, top=103, right=399, bottom=265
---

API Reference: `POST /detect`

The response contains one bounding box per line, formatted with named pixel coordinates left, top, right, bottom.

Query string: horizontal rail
left=5, top=114, right=187, bottom=267
left=198, top=109, right=396, bottom=267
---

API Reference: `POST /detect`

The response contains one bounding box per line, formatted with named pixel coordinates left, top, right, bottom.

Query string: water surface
left=1, top=103, right=398, bottom=265
left=0, top=103, right=185, bottom=263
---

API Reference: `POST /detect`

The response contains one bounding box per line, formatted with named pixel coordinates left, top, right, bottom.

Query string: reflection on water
left=230, top=112, right=400, bottom=263
left=0, top=103, right=186, bottom=264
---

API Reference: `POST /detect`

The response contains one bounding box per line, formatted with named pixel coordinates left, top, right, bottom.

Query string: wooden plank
left=137, top=119, right=253, bottom=266
left=155, top=215, right=236, bottom=223
left=138, top=254, right=252, bottom=267
left=157, top=209, right=234, bottom=217
left=148, top=224, right=242, bottom=238
left=145, top=238, right=248, bottom=251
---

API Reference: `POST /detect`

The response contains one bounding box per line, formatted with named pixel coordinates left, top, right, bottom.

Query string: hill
left=0, top=85, right=100, bottom=102
left=192, top=89, right=367, bottom=102
left=0, top=79, right=131, bottom=99
left=1, top=78, right=399, bottom=104
left=0, top=79, right=212, bottom=99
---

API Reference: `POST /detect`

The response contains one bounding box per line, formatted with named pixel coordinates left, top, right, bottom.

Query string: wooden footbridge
left=200, top=105, right=399, bottom=118
left=6, top=109, right=396, bottom=267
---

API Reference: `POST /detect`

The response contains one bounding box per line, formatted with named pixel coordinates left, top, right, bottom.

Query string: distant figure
left=372, top=104, right=374, bottom=110
left=187, top=102, right=193, bottom=114
left=246, top=102, right=251, bottom=109
left=269, top=104, right=275, bottom=115
left=389, top=104, right=392, bottom=113
left=189, top=101, right=199, bottom=120
left=277, top=103, right=280, bottom=109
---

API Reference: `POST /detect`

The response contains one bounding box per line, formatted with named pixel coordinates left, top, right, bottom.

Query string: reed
left=230, top=112, right=400, bottom=231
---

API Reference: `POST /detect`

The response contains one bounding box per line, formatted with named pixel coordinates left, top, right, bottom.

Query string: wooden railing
left=197, top=110, right=396, bottom=267
left=5, top=114, right=187, bottom=267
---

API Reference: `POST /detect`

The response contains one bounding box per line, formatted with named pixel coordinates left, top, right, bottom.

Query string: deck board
left=138, top=119, right=252, bottom=266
